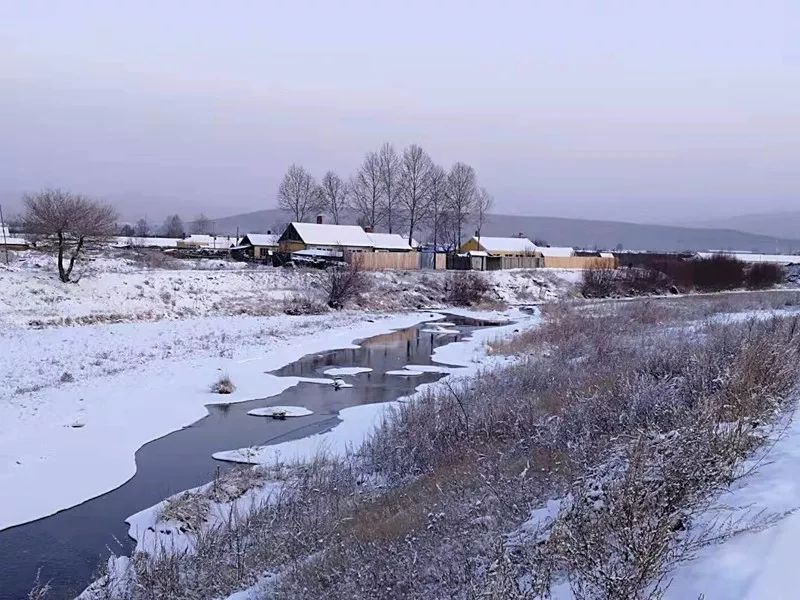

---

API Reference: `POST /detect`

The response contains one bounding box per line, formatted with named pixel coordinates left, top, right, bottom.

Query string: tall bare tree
left=378, top=143, right=402, bottom=233
left=425, top=164, right=448, bottom=249
left=135, top=217, right=150, bottom=237
left=163, top=214, right=185, bottom=237
left=193, top=213, right=213, bottom=235
left=474, top=187, right=494, bottom=239
left=319, top=171, right=349, bottom=224
left=23, top=189, right=117, bottom=282
left=399, top=144, right=433, bottom=246
left=446, top=162, right=477, bottom=248
left=277, top=164, right=322, bottom=222
left=349, top=151, right=383, bottom=230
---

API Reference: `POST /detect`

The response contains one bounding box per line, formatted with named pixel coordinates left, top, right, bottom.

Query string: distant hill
left=686, top=211, right=800, bottom=240
left=203, top=210, right=800, bottom=254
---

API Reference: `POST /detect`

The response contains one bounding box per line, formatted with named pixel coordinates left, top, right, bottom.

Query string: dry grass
left=65, top=296, right=800, bottom=600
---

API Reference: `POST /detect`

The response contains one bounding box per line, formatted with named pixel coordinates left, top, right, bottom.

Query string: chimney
left=267, top=229, right=272, bottom=235
left=316, top=215, right=323, bottom=225
left=364, top=225, right=373, bottom=233
left=475, top=230, right=480, bottom=237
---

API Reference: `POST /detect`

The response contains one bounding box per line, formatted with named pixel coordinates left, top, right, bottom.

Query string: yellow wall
left=278, top=241, right=306, bottom=253
left=460, top=238, right=482, bottom=253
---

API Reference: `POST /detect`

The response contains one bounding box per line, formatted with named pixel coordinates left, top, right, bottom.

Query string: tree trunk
left=62, top=236, right=85, bottom=282
left=57, top=232, right=68, bottom=282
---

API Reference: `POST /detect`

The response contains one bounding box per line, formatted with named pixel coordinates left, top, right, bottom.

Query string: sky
left=1, top=0, right=798, bottom=223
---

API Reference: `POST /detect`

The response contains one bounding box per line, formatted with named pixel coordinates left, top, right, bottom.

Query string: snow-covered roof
left=110, top=236, right=180, bottom=248
left=241, top=233, right=279, bottom=247
left=471, top=236, right=537, bottom=254
left=290, top=222, right=374, bottom=247
left=536, top=246, right=575, bottom=258
left=466, top=250, right=489, bottom=257
left=182, top=234, right=237, bottom=249
left=0, top=227, right=28, bottom=247
left=366, top=232, right=413, bottom=251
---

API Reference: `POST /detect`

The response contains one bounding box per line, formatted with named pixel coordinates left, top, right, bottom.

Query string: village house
left=234, top=233, right=280, bottom=260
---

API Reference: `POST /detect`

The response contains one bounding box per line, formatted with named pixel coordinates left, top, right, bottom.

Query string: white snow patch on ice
left=248, top=406, right=313, bottom=418
left=322, top=366, right=372, bottom=376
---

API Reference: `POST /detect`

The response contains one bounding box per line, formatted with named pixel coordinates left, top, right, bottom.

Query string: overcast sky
left=1, top=0, right=798, bottom=223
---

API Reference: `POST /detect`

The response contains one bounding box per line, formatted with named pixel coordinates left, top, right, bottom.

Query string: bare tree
left=135, top=217, right=150, bottom=237
left=119, top=224, right=135, bottom=237
left=425, top=164, right=448, bottom=249
left=23, top=189, right=118, bottom=283
left=277, top=164, right=322, bottom=222
left=349, top=151, right=383, bottom=230
left=475, top=187, right=494, bottom=239
left=163, top=214, right=185, bottom=238
left=446, top=162, right=477, bottom=248
left=319, top=171, right=349, bottom=224
left=398, top=144, right=433, bottom=246
left=193, top=213, right=213, bottom=235
left=378, top=143, right=402, bottom=233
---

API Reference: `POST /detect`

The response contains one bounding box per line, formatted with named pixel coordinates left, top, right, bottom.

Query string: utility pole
left=0, top=203, right=8, bottom=265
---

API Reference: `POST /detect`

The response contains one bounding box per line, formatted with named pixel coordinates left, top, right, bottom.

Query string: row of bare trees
left=277, top=143, right=493, bottom=248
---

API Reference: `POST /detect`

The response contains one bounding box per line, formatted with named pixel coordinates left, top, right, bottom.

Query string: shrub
left=690, top=254, right=745, bottom=291
left=59, top=371, right=74, bottom=383
left=580, top=268, right=617, bottom=298
left=446, top=272, right=490, bottom=305
left=210, top=373, right=235, bottom=394
left=282, top=292, right=328, bottom=315
left=745, top=262, right=784, bottom=289
left=320, top=257, right=367, bottom=309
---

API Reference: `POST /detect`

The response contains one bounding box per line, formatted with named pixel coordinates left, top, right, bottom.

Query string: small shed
left=460, top=236, right=537, bottom=257
left=236, top=233, right=280, bottom=260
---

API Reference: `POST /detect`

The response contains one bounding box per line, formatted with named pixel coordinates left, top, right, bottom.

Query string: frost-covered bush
left=445, top=271, right=490, bottom=305
left=282, top=291, right=328, bottom=315
left=210, top=373, right=235, bottom=394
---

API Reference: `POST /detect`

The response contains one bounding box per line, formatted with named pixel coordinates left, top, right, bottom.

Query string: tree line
left=277, top=142, right=493, bottom=249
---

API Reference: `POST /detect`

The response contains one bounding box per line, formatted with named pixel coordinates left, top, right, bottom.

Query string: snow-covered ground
left=0, top=310, right=440, bottom=531
left=0, top=250, right=578, bottom=328
left=1, top=249, right=575, bottom=533
left=105, top=307, right=537, bottom=594
left=665, top=412, right=800, bottom=599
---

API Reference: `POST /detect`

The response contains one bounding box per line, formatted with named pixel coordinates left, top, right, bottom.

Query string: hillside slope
left=205, top=209, right=800, bottom=253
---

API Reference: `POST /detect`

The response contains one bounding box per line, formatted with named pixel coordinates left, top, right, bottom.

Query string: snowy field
left=0, top=250, right=579, bottom=533
left=0, top=249, right=578, bottom=328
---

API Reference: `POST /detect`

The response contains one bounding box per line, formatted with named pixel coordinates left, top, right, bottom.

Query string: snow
left=248, top=406, right=314, bottom=418
left=213, top=307, right=539, bottom=467
left=240, top=233, right=279, bottom=247
left=290, top=222, right=374, bottom=248
left=665, top=412, right=800, bottom=599
left=0, top=311, right=438, bottom=531
left=322, top=367, right=372, bottom=376
left=536, top=245, right=575, bottom=258
left=469, top=236, right=536, bottom=254
left=385, top=369, right=425, bottom=376
left=421, top=324, right=460, bottom=334
left=366, top=232, right=413, bottom=251
left=697, top=251, right=800, bottom=265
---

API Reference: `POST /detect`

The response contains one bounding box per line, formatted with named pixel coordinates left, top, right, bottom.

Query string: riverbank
left=0, top=310, right=445, bottom=532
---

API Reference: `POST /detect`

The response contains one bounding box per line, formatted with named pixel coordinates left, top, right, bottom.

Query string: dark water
left=0, top=315, right=496, bottom=600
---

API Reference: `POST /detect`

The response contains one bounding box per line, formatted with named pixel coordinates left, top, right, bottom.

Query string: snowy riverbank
left=0, top=310, right=447, bottom=531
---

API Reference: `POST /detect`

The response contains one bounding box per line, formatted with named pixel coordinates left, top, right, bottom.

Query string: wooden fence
left=499, top=256, right=544, bottom=269
left=542, top=256, right=618, bottom=269
left=347, top=251, right=422, bottom=271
